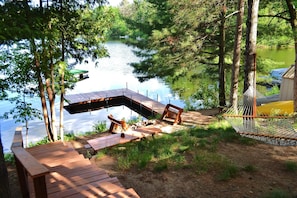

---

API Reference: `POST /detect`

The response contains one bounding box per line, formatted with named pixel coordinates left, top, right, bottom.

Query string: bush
left=4, top=153, right=15, bottom=164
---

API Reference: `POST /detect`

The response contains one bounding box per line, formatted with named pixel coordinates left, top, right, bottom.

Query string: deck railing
left=11, top=127, right=49, bottom=198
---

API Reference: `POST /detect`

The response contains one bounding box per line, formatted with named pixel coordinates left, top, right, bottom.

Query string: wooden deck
left=64, top=88, right=166, bottom=118
left=11, top=128, right=140, bottom=198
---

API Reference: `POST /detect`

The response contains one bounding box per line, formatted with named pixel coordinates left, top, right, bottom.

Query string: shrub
left=4, top=153, right=15, bottom=164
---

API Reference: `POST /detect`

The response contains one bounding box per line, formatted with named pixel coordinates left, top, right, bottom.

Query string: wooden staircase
left=26, top=141, right=140, bottom=198
left=11, top=126, right=140, bottom=198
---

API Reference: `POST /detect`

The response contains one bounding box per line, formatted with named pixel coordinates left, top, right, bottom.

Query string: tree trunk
left=0, top=136, right=11, bottom=198
left=31, top=39, right=54, bottom=141
left=45, top=77, right=57, bottom=141
left=243, top=0, right=259, bottom=129
left=244, top=0, right=259, bottom=93
left=59, top=0, right=65, bottom=142
left=218, top=0, right=227, bottom=107
left=37, top=69, right=54, bottom=142
left=230, top=0, right=245, bottom=109
left=285, top=0, right=297, bottom=112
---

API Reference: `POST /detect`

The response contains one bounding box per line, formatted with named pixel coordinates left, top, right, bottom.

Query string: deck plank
left=87, top=133, right=138, bottom=151
left=48, top=178, right=121, bottom=198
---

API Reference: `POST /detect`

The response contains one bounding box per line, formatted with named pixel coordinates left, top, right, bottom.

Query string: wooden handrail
left=11, top=147, right=49, bottom=178
left=11, top=127, right=49, bottom=198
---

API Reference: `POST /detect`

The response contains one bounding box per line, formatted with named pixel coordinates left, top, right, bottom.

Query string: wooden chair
left=107, top=114, right=129, bottom=137
left=161, top=104, right=183, bottom=125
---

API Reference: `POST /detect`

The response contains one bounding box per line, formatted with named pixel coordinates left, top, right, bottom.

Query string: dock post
left=151, top=104, right=153, bottom=116
left=105, top=95, right=109, bottom=112
left=88, top=98, right=91, bottom=115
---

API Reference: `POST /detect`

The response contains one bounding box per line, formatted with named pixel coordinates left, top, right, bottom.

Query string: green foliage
left=92, top=121, right=107, bottom=133
left=126, top=116, right=143, bottom=125
left=194, top=151, right=219, bottom=173
left=4, top=153, right=15, bottom=164
left=111, top=0, right=295, bottom=110
left=0, top=1, right=114, bottom=141
left=258, top=1, right=293, bottom=48
left=28, top=137, right=51, bottom=147
left=63, top=133, right=76, bottom=141
left=95, top=151, right=106, bottom=160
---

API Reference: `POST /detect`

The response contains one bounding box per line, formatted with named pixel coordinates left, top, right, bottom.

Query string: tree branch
left=258, top=11, right=290, bottom=22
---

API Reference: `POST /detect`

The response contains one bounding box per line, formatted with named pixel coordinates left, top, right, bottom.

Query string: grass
left=92, top=121, right=107, bottom=133
left=261, top=188, right=293, bottom=198
left=102, top=120, right=254, bottom=181
left=284, top=161, right=297, bottom=172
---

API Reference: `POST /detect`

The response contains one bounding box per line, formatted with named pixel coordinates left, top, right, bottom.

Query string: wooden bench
left=161, top=104, right=183, bottom=125
left=11, top=127, right=49, bottom=198
left=107, top=114, right=129, bottom=136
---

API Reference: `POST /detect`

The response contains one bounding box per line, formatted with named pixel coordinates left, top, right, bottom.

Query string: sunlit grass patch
left=104, top=120, right=256, bottom=178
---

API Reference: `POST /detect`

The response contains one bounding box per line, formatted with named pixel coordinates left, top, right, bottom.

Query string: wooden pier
left=64, top=88, right=185, bottom=152
left=64, top=88, right=166, bottom=118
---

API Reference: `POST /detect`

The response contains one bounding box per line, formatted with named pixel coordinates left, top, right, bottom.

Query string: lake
left=257, top=47, right=295, bottom=68
left=0, top=41, right=185, bottom=153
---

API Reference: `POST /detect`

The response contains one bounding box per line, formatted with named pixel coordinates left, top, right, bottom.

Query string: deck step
left=48, top=178, right=122, bottom=198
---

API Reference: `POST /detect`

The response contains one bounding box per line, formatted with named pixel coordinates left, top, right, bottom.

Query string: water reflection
left=1, top=41, right=184, bottom=152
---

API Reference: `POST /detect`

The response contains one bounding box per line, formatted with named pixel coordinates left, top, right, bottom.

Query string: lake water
left=257, top=47, right=295, bottom=68
left=1, top=41, right=185, bottom=153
